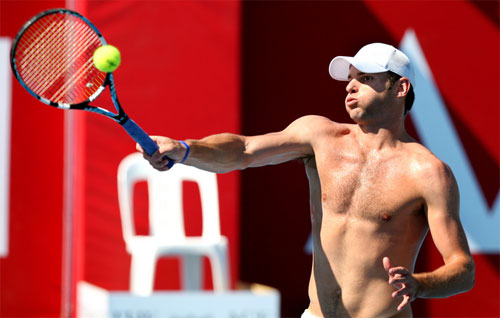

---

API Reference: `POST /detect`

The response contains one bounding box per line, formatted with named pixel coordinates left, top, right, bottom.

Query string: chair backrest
left=117, top=153, right=222, bottom=248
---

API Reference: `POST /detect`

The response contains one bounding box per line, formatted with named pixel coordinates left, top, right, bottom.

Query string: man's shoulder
left=404, top=142, right=454, bottom=186
left=291, top=115, right=351, bottom=135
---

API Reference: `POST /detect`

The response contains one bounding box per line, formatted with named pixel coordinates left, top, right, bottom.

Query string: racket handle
left=121, top=118, right=175, bottom=169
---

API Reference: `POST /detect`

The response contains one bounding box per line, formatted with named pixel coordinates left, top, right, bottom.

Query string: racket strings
left=17, top=17, right=75, bottom=91
left=21, top=19, right=77, bottom=93
left=14, top=12, right=106, bottom=105
left=45, top=24, right=99, bottom=101
left=20, top=14, right=101, bottom=97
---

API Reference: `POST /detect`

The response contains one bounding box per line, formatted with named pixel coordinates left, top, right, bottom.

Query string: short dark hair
left=387, top=71, right=415, bottom=114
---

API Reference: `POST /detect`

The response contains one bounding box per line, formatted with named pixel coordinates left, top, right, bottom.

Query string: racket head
left=10, top=8, right=109, bottom=109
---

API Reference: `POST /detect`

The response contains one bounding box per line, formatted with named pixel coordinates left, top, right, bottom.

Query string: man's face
left=344, top=66, right=395, bottom=123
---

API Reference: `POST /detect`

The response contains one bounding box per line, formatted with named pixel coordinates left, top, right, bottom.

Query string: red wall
left=80, top=0, right=241, bottom=292
left=1, top=1, right=241, bottom=316
left=240, top=1, right=499, bottom=317
left=1, top=1, right=498, bottom=317
left=0, top=1, right=66, bottom=317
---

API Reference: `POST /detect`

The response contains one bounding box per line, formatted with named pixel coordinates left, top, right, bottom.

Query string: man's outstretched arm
left=137, top=115, right=323, bottom=173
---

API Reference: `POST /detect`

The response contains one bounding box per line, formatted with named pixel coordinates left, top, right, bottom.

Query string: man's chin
left=348, top=109, right=366, bottom=122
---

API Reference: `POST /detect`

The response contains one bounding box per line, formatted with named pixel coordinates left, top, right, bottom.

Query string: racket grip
left=121, top=118, right=175, bottom=169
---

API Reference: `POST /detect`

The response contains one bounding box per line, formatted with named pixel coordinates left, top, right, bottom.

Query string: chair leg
left=209, top=244, right=230, bottom=291
left=130, top=251, right=157, bottom=296
left=182, top=255, right=203, bottom=290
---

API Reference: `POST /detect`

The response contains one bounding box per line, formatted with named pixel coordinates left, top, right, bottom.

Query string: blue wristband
left=179, top=140, right=190, bottom=163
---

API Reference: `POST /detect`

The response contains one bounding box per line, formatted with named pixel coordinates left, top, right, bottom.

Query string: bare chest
left=314, top=149, right=420, bottom=221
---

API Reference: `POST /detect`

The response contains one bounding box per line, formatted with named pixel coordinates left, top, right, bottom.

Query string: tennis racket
left=10, top=8, right=174, bottom=168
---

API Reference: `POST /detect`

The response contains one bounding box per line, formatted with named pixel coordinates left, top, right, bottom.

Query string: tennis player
left=138, top=43, right=475, bottom=318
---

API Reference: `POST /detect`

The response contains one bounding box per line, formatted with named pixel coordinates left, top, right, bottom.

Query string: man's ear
left=396, top=77, right=411, bottom=97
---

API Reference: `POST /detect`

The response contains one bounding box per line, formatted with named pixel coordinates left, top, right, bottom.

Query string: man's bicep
left=425, top=163, right=472, bottom=263
left=244, top=116, right=318, bottom=167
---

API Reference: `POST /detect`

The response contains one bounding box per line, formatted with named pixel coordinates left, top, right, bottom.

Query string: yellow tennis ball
left=93, top=45, right=121, bottom=73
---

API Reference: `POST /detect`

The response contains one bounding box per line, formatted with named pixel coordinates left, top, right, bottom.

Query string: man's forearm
left=183, top=133, right=249, bottom=173
left=414, top=256, right=475, bottom=298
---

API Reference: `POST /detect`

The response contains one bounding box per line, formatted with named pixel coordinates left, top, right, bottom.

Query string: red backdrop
left=1, top=1, right=498, bottom=317
left=81, top=0, right=241, bottom=292
left=239, top=1, right=499, bottom=317
left=0, top=1, right=66, bottom=317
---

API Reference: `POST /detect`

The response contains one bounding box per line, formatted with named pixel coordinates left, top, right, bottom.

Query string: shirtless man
left=138, top=43, right=475, bottom=317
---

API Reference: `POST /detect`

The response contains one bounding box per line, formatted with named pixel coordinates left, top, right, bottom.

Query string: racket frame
left=10, top=8, right=107, bottom=109
left=10, top=8, right=173, bottom=166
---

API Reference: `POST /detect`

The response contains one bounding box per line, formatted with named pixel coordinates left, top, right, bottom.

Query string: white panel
left=0, top=37, right=12, bottom=258
left=77, top=282, right=280, bottom=318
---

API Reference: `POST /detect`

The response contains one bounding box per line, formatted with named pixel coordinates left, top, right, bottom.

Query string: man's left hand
left=383, top=256, right=418, bottom=311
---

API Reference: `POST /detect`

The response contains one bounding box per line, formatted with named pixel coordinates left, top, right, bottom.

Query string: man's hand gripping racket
left=10, top=8, right=174, bottom=168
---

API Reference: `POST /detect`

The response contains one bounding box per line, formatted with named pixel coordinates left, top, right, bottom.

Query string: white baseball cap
left=329, top=43, right=415, bottom=85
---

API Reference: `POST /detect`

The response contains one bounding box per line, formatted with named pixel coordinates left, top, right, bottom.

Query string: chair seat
left=127, top=235, right=228, bottom=255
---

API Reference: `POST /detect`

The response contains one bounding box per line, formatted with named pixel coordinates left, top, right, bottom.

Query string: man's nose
left=346, top=79, right=358, bottom=94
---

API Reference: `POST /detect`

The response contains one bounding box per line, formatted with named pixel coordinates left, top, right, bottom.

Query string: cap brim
left=329, top=56, right=389, bottom=81
left=329, top=56, right=353, bottom=81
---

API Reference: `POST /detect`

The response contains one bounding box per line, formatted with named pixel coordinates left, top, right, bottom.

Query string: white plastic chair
left=117, top=153, right=230, bottom=296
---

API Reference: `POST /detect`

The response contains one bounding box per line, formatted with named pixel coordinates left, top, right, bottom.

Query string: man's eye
left=361, top=76, right=373, bottom=82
